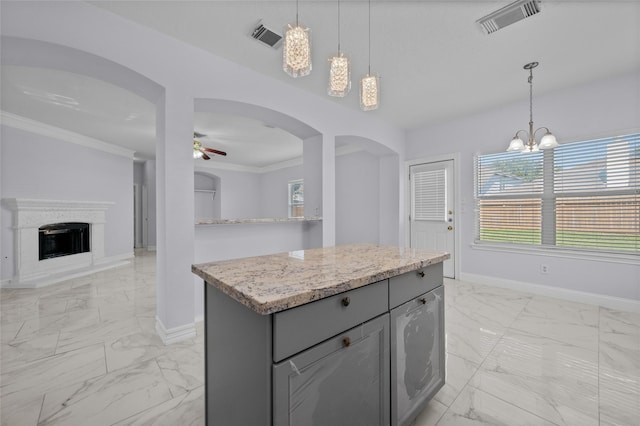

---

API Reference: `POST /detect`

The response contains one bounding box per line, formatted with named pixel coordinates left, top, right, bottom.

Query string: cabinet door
left=390, top=286, right=445, bottom=426
left=273, top=314, right=390, bottom=426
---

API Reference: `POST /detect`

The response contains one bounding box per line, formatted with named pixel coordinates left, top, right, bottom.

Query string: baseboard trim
left=458, top=272, right=640, bottom=313
left=155, top=316, right=197, bottom=345
left=146, top=246, right=157, bottom=252
left=1, top=253, right=133, bottom=288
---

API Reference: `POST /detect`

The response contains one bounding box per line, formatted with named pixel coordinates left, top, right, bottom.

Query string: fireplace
left=3, top=198, right=114, bottom=287
left=39, top=222, right=90, bottom=260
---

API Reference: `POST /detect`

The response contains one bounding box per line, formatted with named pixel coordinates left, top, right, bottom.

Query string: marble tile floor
left=1, top=251, right=638, bottom=425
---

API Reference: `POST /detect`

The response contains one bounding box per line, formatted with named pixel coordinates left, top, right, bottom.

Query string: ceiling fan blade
left=194, top=131, right=206, bottom=138
left=201, top=151, right=211, bottom=160
left=202, top=147, right=227, bottom=156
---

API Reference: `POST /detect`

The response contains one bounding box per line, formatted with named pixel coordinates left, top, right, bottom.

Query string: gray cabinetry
left=203, top=261, right=445, bottom=426
left=390, top=286, right=445, bottom=426
left=273, top=313, right=390, bottom=426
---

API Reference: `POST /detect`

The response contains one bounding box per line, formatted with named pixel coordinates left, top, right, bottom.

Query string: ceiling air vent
left=476, top=0, right=541, bottom=34
left=250, top=20, right=282, bottom=48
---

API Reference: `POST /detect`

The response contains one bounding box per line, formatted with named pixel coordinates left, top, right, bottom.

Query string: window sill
left=470, top=242, right=639, bottom=265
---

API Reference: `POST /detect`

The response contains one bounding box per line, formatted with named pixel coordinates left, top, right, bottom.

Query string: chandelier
left=283, top=0, right=312, bottom=78
left=507, top=62, right=558, bottom=153
left=360, top=0, right=379, bottom=110
left=328, top=0, right=351, bottom=97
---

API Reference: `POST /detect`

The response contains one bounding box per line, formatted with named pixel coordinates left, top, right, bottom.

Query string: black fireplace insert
left=39, top=222, right=90, bottom=260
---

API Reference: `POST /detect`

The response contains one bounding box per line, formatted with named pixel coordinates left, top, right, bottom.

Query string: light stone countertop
left=192, top=243, right=450, bottom=315
left=195, top=217, right=322, bottom=225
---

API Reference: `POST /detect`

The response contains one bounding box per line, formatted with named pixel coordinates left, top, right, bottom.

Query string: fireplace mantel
left=3, top=198, right=119, bottom=287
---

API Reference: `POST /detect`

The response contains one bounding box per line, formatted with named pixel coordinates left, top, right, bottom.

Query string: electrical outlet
left=540, top=264, right=549, bottom=274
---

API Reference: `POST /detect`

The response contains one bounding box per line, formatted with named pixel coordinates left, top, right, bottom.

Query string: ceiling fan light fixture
left=193, top=139, right=203, bottom=158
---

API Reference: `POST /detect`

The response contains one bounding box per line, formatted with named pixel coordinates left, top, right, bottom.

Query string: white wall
left=195, top=167, right=261, bottom=219
left=336, top=150, right=380, bottom=245
left=1, top=1, right=406, bottom=329
left=259, top=164, right=304, bottom=218
left=406, top=71, right=640, bottom=301
left=1, top=125, right=134, bottom=280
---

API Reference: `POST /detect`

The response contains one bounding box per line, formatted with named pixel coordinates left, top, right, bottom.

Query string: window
left=288, top=179, right=304, bottom=218
left=474, top=133, right=639, bottom=254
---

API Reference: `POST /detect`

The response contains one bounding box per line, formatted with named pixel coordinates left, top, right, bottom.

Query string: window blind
left=475, top=151, right=543, bottom=244
left=413, top=169, right=447, bottom=221
left=554, top=134, right=639, bottom=252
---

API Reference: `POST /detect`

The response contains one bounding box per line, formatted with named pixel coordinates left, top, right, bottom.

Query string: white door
left=409, top=160, right=455, bottom=278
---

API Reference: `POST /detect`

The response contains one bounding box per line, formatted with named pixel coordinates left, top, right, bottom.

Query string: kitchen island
left=192, top=243, right=449, bottom=426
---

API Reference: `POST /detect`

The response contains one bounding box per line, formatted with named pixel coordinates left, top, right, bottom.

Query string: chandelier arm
left=533, top=126, right=552, bottom=139
left=514, top=129, right=529, bottom=139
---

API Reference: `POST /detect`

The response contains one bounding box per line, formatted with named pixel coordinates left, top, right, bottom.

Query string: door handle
left=447, top=226, right=453, bottom=231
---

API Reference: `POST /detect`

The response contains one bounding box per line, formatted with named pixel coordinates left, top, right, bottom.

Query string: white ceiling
left=1, top=1, right=639, bottom=166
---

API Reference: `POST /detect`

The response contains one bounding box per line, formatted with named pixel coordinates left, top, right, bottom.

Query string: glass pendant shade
left=539, top=132, right=558, bottom=149
left=283, top=24, right=312, bottom=78
left=522, top=142, right=540, bottom=153
left=193, top=141, right=204, bottom=159
left=328, top=53, right=351, bottom=97
left=360, top=74, right=379, bottom=111
left=507, top=137, right=525, bottom=152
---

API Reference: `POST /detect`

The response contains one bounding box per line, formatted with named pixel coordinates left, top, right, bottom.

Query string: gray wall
left=406, top=70, right=640, bottom=301
left=1, top=125, right=134, bottom=280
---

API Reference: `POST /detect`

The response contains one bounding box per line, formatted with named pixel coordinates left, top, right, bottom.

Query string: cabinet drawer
left=273, top=279, right=388, bottom=362
left=389, top=263, right=442, bottom=309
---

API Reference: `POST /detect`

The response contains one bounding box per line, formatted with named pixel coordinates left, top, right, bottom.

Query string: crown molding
left=194, top=144, right=364, bottom=174
left=1, top=111, right=136, bottom=159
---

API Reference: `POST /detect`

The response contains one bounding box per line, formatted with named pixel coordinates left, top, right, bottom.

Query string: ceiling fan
left=193, top=131, right=227, bottom=160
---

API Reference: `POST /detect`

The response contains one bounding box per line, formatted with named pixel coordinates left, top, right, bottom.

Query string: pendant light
left=328, top=0, right=351, bottom=97
left=283, top=0, right=312, bottom=78
left=507, top=62, right=558, bottom=153
left=360, top=0, right=379, bottom=110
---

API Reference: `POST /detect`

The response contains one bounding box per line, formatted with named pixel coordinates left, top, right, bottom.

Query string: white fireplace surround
left=4, top=198, right=127, bottom=288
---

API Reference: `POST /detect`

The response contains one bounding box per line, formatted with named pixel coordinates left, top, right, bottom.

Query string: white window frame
left=288, top=179, right=304, bottom=218
left=473, top=133, right=639, bottom=262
